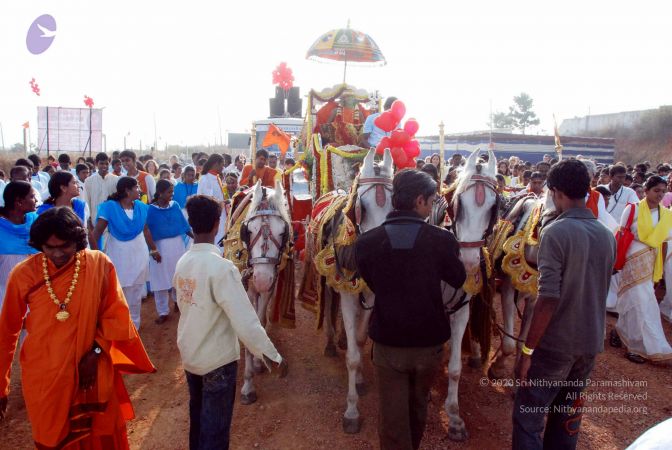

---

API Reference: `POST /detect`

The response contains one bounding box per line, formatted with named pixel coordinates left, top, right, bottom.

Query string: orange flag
left=22, top=121, right=29, bottom=129
left=262, top=123, right=291, bottom=155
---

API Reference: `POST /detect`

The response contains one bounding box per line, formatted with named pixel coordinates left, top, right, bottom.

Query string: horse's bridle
left=451, top=173, right=499, bottom=248
left=243, top=206, right=288, bottom=266
left=355, top=176, right=393, bottom=229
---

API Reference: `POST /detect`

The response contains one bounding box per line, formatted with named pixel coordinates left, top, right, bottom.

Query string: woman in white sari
left=615, top=176, right=672, bottom=363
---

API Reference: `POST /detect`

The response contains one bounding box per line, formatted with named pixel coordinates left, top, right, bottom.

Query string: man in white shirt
left=74, top=163, right=90, bottom=199
left=360, top=96, right=397, bottom=148
left=27, top=154, right=50, bottom=189
left=15, top=158, right=47, bottom=201
left=174, top=195, right=287, bottom=450
left=84, top=152, right=119, bottom=229
left=599, top=165, right=639, bottom=222
left=0, top=166, right=43, bottom=207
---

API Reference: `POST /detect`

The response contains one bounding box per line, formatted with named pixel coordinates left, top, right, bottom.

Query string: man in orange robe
left=239, top=149, right=279, bottom=188
left=0, top=207, right=155, bottom=449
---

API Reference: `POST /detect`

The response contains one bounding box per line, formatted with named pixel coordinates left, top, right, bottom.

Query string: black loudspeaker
left=269, top=98, right=285, bottom=117
left=288, top=87, right=300, bottom=100
left=287, top=97, right=302, bottom=117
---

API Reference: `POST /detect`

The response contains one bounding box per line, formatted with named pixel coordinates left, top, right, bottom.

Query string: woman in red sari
left=0, top=207, right=155, bottom=449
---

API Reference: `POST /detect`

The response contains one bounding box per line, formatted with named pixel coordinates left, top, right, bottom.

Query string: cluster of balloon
left=84, top=95, right=94, bottom=108
left=374, top=100, right=420, bottom=168
left=272, top=62, right=294, bottom=92
left=29, top=78, right=40, bottom=96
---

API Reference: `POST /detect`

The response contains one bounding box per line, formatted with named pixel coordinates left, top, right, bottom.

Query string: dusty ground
left=2, top=295, right=671, bottom=450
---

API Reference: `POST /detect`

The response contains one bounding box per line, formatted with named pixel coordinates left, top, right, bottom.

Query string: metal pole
left=23, top=126, right=28, bottom=154
left=46, top=107, right=50, bottom=158
left=153, top=113, right=157, bottom=154
left=0, top=122, right=5, bottom=151
left=89, top=108, right=93, bottom=157
left=439, top=121, right=445, bottom=186
left=250, top=123, right=257, bottom=162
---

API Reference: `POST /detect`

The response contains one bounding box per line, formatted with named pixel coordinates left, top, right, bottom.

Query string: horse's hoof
left=448, top=426, right=469, bottom=442
left=467, top=356, right=482, bottom=370
left=356, top=382, right=367, bottom=396
left=342, top=416, right=361, bottom=434
left=240, top=392, right=257, bottom=405
left=324, top=343, right=338, bottom=357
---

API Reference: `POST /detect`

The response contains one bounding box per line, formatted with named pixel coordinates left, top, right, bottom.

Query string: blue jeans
left=512, top=349, right=596, bottom=450
left=185, top=361, right=238, bottom=450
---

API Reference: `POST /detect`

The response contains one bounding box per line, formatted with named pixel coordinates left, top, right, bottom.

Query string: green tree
left=491, top=111, right=514, bottom=129
left=508, top=92, right=540, bottom=134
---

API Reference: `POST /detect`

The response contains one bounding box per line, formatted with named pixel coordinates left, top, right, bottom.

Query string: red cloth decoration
left=84, top=95, right=94, bottom=108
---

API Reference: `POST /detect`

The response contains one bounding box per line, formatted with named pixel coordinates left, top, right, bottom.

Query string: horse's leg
left=445, top=298, right=471, bottom=442
left=323, top=287, right=338, bottom=357
left=354, top=292, right=374, bottom=395
left=241, top=286, right=259, bottom=404
left=253, top=288, right=273, bottom=374
left=340, top=292, right=363, bottom=434
left=489, top=277, right=517, bottom=379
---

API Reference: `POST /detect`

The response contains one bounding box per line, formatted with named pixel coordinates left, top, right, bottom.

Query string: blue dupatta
left=97, top=200, right=148, bottom=241
left=0, top=212, right=39, bottom=255
left=147, top=201, right=191, bottom=240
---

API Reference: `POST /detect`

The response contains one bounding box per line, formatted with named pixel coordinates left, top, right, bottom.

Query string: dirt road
left=2, top=297, right=671, bottom=449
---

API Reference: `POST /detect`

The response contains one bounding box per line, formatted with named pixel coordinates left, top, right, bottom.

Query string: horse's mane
left=246, top=186, right=291, bottom=226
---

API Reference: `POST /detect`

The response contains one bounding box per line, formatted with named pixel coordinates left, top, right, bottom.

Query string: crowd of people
left=0, top=147, right=670, bottom=449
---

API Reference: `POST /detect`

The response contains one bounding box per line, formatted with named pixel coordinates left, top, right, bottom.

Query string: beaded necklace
left=43, top=251, right=82, bottom=322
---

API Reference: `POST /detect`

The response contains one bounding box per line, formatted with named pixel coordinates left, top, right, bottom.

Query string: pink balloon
left=375, top=136, right=391, bottom=155
left=390, top=129, right=411, bottom=148
left=390, top=100, right=406, bottom=121
left=403, top=118, right=419, bottom=137
left=374, top=111, right=397, bottom=132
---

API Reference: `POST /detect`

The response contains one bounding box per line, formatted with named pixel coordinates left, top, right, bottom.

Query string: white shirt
left=196, top=173, right=224, bottom=201
left=84, top=172, right=119, bottom=223
left=174, top=243, right=282, bottom=375
left=599, top=184, right=640, bottom=222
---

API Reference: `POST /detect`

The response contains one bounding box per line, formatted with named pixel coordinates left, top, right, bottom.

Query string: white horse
left=488, top=191, right=556, bottom=380
left=311, top=149, right=394, bottom=433
left=239, top=180, right=292, bottom=405
left=442, top=148, right=500, bottom=441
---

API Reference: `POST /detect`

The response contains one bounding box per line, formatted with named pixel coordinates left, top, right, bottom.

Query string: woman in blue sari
left=36, top=171, right=89, bottom=225
left=0, top=181, right=39, bottom=306
left=147, top=180, right=192, bottom=324
left=91, top=177, right=160, bottom=330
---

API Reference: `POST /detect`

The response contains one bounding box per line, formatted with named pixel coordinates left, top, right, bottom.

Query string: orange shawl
left=586, top=189, right=600, bottom=218
left=240, top=164, right=278, bottom=188
left=0, top=250, right=155, bottom=449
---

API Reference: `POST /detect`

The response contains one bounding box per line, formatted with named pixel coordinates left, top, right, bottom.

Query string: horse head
left=243, top=180, right=291, bottom=292
left=355, top=148, right=394, bottom=234
left=452, top=148, right=500, bottom=271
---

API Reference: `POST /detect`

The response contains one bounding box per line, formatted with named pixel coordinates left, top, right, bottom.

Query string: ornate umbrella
left=306, top=23, right=386, bottom=83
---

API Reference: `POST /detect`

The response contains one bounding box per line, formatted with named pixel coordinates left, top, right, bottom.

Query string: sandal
left=626, top=352, right=646, bottom=364
left=609, top=329, right=622, bottom=348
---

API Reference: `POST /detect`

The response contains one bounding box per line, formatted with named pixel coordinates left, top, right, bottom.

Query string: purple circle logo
left=26, top=14, right=57, bottom=55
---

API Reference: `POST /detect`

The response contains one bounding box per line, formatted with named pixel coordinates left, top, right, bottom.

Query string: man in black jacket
left=355, top=169, right=466, bottom=450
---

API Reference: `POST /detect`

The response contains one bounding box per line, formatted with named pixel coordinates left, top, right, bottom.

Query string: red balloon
left=375, top=136, right=391, bottom=155
left=391, top=147, right=407, bottom=167
left=403, top=118, right=419, bottom=137
left=390, top=129, right=411, bottom=147
left=374, top=111, right=397, bottom=132
left=390, top=100, right=406, bottom=121
left=403, top=140, right=420, bottom=158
